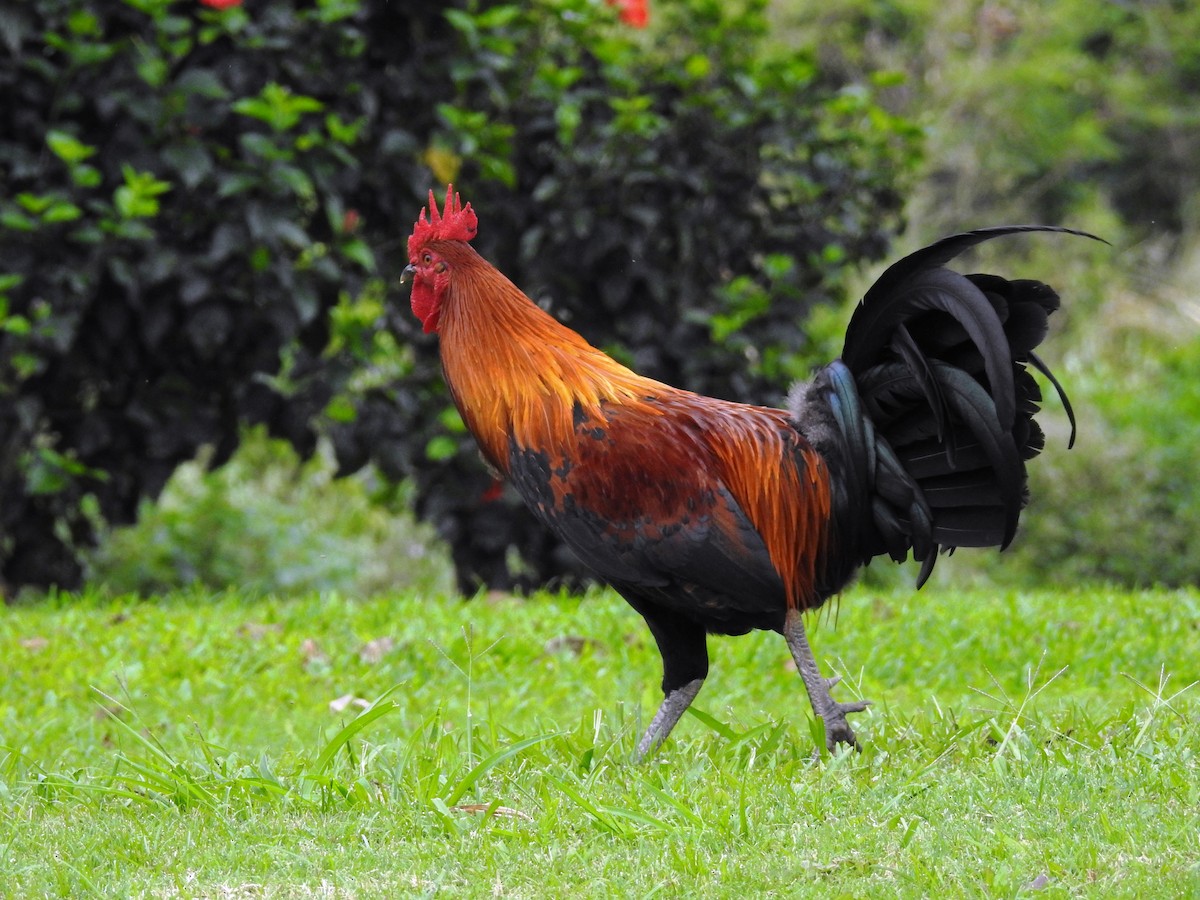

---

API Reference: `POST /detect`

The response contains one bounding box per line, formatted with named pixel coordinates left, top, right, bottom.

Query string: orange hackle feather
left=435, top=247, right=669, bottom=469
left=707, top=413, right=832, bottom=609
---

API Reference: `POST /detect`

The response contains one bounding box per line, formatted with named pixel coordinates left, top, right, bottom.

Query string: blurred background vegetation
left=2, top=0, right=1198, bottom=600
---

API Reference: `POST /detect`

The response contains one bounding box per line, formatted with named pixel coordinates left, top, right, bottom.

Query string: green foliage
left=0, top=0, right=920, bottom=595
left=995, top=335, right=1200, bottom=588
left=782, top=0, right=1200, bottom=235
left=0, top=0, right=458, bottom=590
left=1, top=585, right=1197, bottom=893
left=7, top=0, right=1195, bottom=596
left=86, top=428, right=452, bottom=598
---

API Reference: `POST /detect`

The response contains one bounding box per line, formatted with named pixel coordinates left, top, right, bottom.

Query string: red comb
left=408, top=184, right=478, bottom=256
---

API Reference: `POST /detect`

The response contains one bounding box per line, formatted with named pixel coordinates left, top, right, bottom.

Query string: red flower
left=341, top=209, right=361, bottom=234
left=607, top=0, right=648, bottom=28
left=200, top=0, right=243, bottom=9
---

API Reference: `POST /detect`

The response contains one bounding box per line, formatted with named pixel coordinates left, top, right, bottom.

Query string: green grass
left=2, top=584, right=1198, bottom=897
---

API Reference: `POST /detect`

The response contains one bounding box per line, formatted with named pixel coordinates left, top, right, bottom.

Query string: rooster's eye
left=422, top=252, right=433, bottom=265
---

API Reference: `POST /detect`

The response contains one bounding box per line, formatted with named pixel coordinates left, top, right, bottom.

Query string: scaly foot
left=816, top=696, right=871, bottom=752
left=782, top=608, right=872, bottom=753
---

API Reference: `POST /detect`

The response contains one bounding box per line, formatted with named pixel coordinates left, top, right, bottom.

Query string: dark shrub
left=0, top=0, right=920, bottom=594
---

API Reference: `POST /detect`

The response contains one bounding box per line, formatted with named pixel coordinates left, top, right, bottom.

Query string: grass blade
left=309, top=685, right=403, bottom=778
left=442, top=732, right=559, bottom=807
left=685, top=707, right=738, bottom=740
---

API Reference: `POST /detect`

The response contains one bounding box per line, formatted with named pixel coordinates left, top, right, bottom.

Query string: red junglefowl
left=401, top=185, right=1096, bottom=757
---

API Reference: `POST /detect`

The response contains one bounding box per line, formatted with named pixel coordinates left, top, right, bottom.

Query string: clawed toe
left=820, top=698, right=872, bottom=752
left=823, top=722, right=859, bottom=751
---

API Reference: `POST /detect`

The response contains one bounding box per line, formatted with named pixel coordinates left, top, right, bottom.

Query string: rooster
left=401, top=185, right=1094, bottom=757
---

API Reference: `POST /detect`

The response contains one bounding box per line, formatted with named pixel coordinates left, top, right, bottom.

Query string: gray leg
left=624, top=597, right=709, bottom=761
left=634, top=677, right=705, bottom=761
left=782, top=607, right=870, bottom=751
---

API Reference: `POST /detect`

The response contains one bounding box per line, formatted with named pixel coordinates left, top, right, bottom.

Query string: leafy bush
left=993, top=334, right=1200, bottom=588
left=780, top=0, right=1200, bottom=237
left=87, top=428, right=452, bottom=598
left=0, top=0, right=921, bottom=595
left=0, top=0, right=462, bottom=591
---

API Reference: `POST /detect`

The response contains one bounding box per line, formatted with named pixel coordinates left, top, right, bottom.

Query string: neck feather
left=437, top=256, right=666, bottom=470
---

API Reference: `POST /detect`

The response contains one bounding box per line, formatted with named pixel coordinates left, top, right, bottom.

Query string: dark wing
left=506, top=401, right=789, bottom=625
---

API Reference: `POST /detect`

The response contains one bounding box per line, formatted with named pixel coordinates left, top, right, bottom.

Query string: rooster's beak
left=399, top=264, right=416, bottom=285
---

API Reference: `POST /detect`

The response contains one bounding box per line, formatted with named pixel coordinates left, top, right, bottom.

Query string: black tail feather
left=844, top=266, right=1020, bottom=428
left=859, top=226, right=1102, bottom=300
left=792, top=226, right=1099, bottom=589
left=1029, top=350, right=1076, bottom=448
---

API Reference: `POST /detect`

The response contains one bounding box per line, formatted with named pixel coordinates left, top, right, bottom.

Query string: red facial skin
left=407, top=247, right=451, bottom=334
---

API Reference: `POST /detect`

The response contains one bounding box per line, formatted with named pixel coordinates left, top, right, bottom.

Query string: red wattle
left=411, top=288, right=440, bottom=334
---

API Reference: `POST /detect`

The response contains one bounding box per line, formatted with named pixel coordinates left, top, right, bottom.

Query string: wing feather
left=507, top=395, right=832, bottom=616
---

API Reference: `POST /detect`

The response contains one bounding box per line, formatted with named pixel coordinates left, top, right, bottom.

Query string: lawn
left=2, top=584, right=1197, bottom=897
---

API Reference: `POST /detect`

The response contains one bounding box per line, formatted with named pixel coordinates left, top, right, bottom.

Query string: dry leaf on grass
left=329, top=693, right=371, bottom=714
left=357, top=637, right=395, bottom=665
left=542, top=635, right=604, bottom=657
left=301, top=638, right=328, bottom=669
